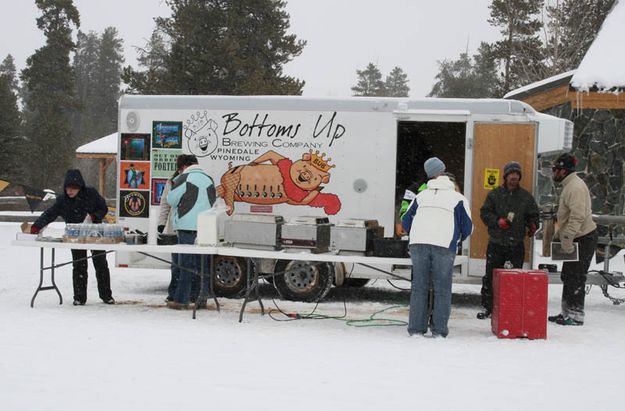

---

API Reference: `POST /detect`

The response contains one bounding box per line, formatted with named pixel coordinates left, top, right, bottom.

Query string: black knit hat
left=553, top=153, right=577, bottom=171
left=503, top=161, right=522, bottom=179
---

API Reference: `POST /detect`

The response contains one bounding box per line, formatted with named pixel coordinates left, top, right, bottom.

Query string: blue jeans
left=174, top=231, right=209, bottom=304
left=167, top=253, right=180, bottom=301
left=408, top=243, right=455, bottom=337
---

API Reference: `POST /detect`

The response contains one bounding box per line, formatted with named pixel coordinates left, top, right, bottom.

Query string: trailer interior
left=394, top=120, right=467, bottom=214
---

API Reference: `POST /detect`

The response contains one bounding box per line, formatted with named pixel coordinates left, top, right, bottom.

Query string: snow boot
left=554, top=316, right=583, bottom=326
left=476, top=310, right=491, bottom=320
left=548, top=313, right=564, bottom=323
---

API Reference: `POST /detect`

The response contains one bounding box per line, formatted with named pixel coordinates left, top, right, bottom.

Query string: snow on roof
left=571, top=0, right=625, bottom=92
left=75, top=132, right=117, bottom=154
left=504, top=70, right=576, bottom=99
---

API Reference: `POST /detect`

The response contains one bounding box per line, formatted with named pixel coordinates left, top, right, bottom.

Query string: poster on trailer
left=152, top=121, right=183, bottom=149
left=119, top=190, right=150, bottom=218
left=120, top=161, right=150, bottom=190
left=120, top=133, right=150, bottom=161
left=151, top=149, right=182, bottom=179
left=151, top=178, right=168, bottom=205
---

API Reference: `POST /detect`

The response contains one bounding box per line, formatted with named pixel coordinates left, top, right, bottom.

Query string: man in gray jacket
left=549, top=153, right=597, bottom=326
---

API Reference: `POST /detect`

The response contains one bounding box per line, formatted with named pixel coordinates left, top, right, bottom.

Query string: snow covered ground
left=2, top=221, right=625, bottom=411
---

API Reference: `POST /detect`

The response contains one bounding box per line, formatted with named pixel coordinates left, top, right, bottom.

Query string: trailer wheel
left=212, top=256, right=248, bottom=298
left=274, top=260, right=334, bottom=302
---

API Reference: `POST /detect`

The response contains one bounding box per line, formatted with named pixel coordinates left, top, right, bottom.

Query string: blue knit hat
left=424, top=157, right=445, bottom=178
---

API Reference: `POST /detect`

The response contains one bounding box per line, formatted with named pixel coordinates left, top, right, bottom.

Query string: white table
left=12, top=239, right=468, bottom=320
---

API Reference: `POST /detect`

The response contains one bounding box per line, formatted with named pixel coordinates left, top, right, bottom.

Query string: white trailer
left=116, top=95, right=572, bottom=301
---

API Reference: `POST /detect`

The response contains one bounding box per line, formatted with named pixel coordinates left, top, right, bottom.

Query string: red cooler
left=491, top=269, right=548, bottom=339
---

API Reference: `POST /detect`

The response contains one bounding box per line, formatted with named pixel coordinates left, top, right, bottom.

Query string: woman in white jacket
left=401, top=157, right=473, bottom=338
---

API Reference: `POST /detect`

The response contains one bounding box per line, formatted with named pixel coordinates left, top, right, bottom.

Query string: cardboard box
left=16, top=233, right=38, bottom=241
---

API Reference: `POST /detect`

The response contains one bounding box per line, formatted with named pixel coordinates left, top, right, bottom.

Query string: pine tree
left=72, top=27, right=123, bottom=195
left=429, top=53, right=476, bottom=98
left=73, top=30, right=100, bottom=146
left=0, top=55, right=23, bottom=182
left=20, top=0, right=80, bottom=189
left=94, top=27, right=123, bottom=137
left=472, top=42, right=500, bottom=97
left=0, top=55, right=18, bottom=93
left=122, top=28, right=170, bottom=94
left=488, top=0, right=545, bottom=95
left=124, top=0, right=306, bottom=95
left=545, top=0, right=616, bottom=74
left=385, top=66, right=410, bottom=97
left=428, top=44, right=499, bottom=98
left=351, top=62, right=386, bottom=96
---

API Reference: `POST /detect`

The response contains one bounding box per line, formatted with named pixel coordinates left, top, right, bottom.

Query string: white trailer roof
left=119, top=95, right=536, bottom=116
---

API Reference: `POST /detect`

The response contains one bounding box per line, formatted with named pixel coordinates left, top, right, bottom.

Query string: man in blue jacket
left=31, top=169, right=114, bottom=306
left=167, top=155, right=216, bottom=309
left=402, top=157, right=473, bottom=338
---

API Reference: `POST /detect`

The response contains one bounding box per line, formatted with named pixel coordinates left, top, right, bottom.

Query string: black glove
left=157, top=225, right=165, bottom=234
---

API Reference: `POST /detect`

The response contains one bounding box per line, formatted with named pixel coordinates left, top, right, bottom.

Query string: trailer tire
left=212, top=256, right=248, bottom=298
left=274, top=260, right=334, bottom=302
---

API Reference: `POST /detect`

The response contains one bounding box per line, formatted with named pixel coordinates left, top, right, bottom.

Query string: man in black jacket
left=31, top=169, right=115, bottom=306
left=477, top=161, right=539, bottom=319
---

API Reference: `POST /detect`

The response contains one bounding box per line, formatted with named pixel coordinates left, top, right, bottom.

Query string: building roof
left=75, top=132, right=117, bottom=155
left=571, top=0, right=625, bottom=91
left=506, top=0, right=624, bottom=99
left=504, top=70, right=575, bottom=100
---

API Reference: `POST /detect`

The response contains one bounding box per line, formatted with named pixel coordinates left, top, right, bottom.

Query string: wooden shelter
left=75, top=132, right=117, bottom=197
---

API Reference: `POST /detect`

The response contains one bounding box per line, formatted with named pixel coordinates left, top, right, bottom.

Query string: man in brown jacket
left=549, top=153, right=597, bottom=326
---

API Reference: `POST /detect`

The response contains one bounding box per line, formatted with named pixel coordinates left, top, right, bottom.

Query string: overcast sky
left=0, top=0, right=500, bottom=98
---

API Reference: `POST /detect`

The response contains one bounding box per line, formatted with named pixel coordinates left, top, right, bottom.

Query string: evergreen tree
left=472, top=42, right=500, bottom=97
left=0, top=55, right=19, bottom=93
left=124, top=0, right=305, bottom=95
left=21, top=0, right=80, bottom=190
left=385, top=66, right=410, bottom=97
left=351, top=62, right=386, bottom=96
left=0, top=55, right=23, bottom=182
left=95, top=27, right=124, bottom=135
left=428, top=44, right=499, bottom=98
left=429, top=53, right=474, bottom=98
left=72, top=27, right=123, bottom=196
left=73, top=30, right=100, bottom=145
left=545, top=0, right=616, bottom=74
left=122, top=28, right=170, bottom=94
left=488, top=0, right=545, bottom=95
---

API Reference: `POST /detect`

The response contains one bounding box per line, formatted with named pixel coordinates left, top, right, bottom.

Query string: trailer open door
left=470, top=123, right=537, bottom=265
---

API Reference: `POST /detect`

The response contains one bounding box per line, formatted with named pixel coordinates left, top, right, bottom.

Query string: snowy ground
left=2, top=221, right=625, bottom=411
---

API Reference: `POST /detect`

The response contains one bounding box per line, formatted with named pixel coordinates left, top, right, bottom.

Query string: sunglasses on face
left=552, top=166, right=563, bottom=172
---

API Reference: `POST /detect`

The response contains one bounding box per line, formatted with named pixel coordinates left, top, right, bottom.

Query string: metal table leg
left=193, top=254, right=220, bottom=319
left=31, top=248, right=63, bottom=308
left=239, top=258, right=264, bottom=322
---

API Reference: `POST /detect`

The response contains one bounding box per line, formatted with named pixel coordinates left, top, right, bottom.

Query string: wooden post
left=98, top=158, right=115, bottom=197
left=542, top=219, right=554, bottom=257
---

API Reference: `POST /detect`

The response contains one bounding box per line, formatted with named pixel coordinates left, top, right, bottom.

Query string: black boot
left=548, top=314, right=564, bottom=323
left=476, top=310, right=491, bottom=320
